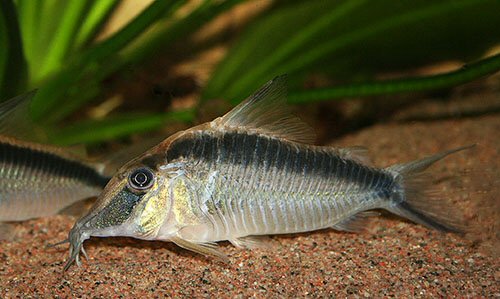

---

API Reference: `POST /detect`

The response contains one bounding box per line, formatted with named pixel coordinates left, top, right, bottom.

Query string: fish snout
left=63, top=222, right=90, bottom=271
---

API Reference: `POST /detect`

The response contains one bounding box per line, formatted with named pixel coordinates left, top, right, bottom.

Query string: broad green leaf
left=288, top=0, right=500, bottom=80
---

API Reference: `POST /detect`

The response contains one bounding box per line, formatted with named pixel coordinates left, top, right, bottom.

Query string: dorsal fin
left=212, top=75, right=316, bottom=144
left=0, top=90, right=47, bottom=142
left=337, top=146, right=372, bottom=165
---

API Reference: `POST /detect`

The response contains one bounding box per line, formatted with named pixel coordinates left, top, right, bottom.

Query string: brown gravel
left=1, top=113, right=499, bottom=297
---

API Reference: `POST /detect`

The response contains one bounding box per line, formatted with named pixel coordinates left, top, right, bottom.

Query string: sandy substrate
left=1, top=114, right=499, bottom=297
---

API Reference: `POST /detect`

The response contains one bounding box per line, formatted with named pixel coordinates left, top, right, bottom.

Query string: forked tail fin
left=385, top=145, right=475, bottom=233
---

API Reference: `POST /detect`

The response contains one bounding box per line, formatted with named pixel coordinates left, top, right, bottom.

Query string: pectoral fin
left=170, top=236, right=229, bottom=263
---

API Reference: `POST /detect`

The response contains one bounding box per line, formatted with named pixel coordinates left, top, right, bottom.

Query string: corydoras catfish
left=0, top=93, right=111, bottom=238
left=61, top=76, right=471, bottom=270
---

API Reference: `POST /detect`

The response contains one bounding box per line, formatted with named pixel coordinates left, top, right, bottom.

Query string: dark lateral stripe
left=167, top=131, right=394, bottom=188
left=0, top=141, right=110, bottom=188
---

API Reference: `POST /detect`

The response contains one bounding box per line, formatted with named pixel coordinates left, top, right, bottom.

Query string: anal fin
left=170, top=236, right=229, bottom=263
left=332, top=211, right=379, bottom=233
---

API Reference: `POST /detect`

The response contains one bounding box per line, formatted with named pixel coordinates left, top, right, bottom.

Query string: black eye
left=128, top=167, right=155, bottom=191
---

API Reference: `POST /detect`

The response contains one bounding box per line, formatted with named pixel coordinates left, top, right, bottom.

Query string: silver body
left=157, top=130, right=393, bottom=244
left=0, top=92, right=109, bottom=222
left=0, top=136, right=107, bottom=221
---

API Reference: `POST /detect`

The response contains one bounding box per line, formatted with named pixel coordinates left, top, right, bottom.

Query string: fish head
left=64, top=151, right=174, bottom=269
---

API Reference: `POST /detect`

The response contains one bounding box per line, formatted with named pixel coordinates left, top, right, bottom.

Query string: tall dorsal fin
left=0, top=90, right=47, bottom=142
left=212, top=75, right=316, bottom=144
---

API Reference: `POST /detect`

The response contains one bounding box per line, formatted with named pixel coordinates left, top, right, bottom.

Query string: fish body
left=63, top=76, right=469, bottom=269
left=155, top=129, right=391, bottom=243
left=0, top=92, right=110, bottom=224
left=0, top=135, right=109, bottom=221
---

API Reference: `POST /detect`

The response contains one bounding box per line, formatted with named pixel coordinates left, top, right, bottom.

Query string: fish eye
left=128, top=167, right=155, bottom=191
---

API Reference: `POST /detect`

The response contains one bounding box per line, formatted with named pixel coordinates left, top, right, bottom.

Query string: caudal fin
left=385, top=145, right=475, bottom=234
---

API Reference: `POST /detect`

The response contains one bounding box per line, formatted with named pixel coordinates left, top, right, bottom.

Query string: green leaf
left=208, top=0, right=367, bottom=102
left=203, top=0, right=500, bottom=104
left=288, top=53, right=500, bottom=103
left=49, top=109, right=194, bottom=145
left=15, top=0, right=41, bottom=75
left=37, top=1, right=91, bottom=80
left=74, top=0, right=119, bottom=49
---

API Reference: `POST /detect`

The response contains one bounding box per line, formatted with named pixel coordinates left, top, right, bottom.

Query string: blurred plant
left=0, top=0, right=499, bottom=145
left=0, top=0, right=243, bottom=143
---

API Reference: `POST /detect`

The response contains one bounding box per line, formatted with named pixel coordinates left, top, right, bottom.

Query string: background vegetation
left=0, top=0, right=499, bottom=146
